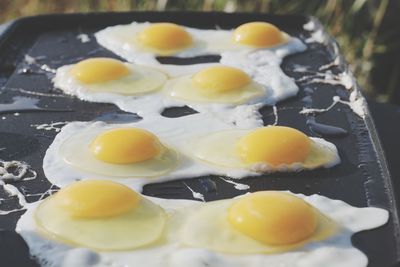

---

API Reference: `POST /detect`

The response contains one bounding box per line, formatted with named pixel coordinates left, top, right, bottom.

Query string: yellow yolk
left=53, top=180, right=140, bottom=218
left=138, top=23, right=192, bottom=52
left=233, top=22, right=284, bottom=47
left=70, top=58, right=130, bottom=84
left=90, top=128, right=162, bottom=164
left=236, top=126, right=311, bottom=166
left=228, top=191, right=318, bottom=245
left=192, top=66, right=251, bottom=93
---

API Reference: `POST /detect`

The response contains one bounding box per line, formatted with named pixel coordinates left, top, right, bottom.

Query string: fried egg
left=34, top=180, right=166, bottom=251
left=186, top=126, right=340, bottom=172
left=43, top=115, right=339, bottom=191
left=17, top=190, right=389, bottom=267
left=58, top=127, right=179, bottom=178
left=181, top=191, right=336, bottom=254
left=53, top=57, right=167, bottom=96
left=163, top=65, right=267, bottom=104
left=233, top=22, right=286, bottom=48
left=94, top=21, right=298, bottom=60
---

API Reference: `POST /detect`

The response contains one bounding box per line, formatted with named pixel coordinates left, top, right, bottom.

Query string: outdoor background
left=0, top=0, right=399, bottom=104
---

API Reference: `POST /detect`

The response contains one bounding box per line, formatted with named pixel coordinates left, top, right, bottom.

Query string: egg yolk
left=54, top=180, right=140, bottom=218
left=228, top=191, right=317, bottom=245
left=138, top=23, right=193, bottom=52
left=70, top=58, right=130, bottom=84
left=233, top=22, right=284, bottom=47
left=192, top=66, right=251, bottom=93
left=236, top=126, right=311, bottom=166
left=90, top=128, right=162, bottom=164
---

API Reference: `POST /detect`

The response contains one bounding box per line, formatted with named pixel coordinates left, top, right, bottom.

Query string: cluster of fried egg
left=17, top=180, right=388, bottom=267
left=54, top=21, right=305, bottom=118
left=53, top=59, right=272, bottom=117
left=43, top=114, right=340, bottom=191
left=16, top=20, right=389, bottom=267
left=53, top=59, right=296, bottom=121
left=95, top=21, right=297, bottom=60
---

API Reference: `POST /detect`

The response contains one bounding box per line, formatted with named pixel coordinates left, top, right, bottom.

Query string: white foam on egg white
left=16, top=192, right=389, bottom=267
left=303, top=20, right=317, bottom=31
left=0, top=181, right=28, bottom=215
left=0, top=159, right=37, bottom=215
left=77, top=34, right=90, bottom=43
left=43, top=114, right=340, bottom=192
left=0, top=159, right=37, bottom=182
left=31, top=121, right=71, bottom=132
left=219, top=178, right=250, bottom=191
left=300, top=92, right=367, bottom=119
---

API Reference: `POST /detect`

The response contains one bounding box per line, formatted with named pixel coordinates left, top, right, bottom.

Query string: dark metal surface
left=0, top=12, right=398, bottom=267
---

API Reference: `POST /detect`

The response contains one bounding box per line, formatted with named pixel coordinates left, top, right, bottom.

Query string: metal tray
left=0, top=12, right=398, bottom=267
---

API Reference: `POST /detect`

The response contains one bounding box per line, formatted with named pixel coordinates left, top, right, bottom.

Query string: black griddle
left=0, top=12, right=398, bottom=267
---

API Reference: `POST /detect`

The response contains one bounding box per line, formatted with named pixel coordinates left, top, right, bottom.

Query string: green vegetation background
left=1, top=0, right=399, bottom=104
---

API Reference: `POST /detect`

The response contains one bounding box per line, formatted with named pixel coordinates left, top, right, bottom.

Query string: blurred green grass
left=1, top=0, right=399, bottom=103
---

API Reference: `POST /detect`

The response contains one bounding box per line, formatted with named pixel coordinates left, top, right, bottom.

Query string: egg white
left=43, top=114, right=339, bottom=192
left=16, top=192, right=389, bottom=267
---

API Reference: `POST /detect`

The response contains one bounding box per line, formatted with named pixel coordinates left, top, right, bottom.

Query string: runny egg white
left=43, top=114, right=340, bottom=192
left=16, top=183, right=389, bottom=267
left=94, top=21, right=301, bottom=61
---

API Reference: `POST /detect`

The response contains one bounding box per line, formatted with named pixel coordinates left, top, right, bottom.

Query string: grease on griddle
left=157, top=55, right=221, bottom=65
left=9, top=88, right=68, bottom=98
left=161, top=106, right=198, bottom=118
left=306, top=117, right=348, bottom=138
left=0, top=96, right=40, bottom=114
left=199, top=178, right=217, bottom=193
left=95, top=111, right=142, bottom=123
left=0, top=96, right=72, bottom=114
